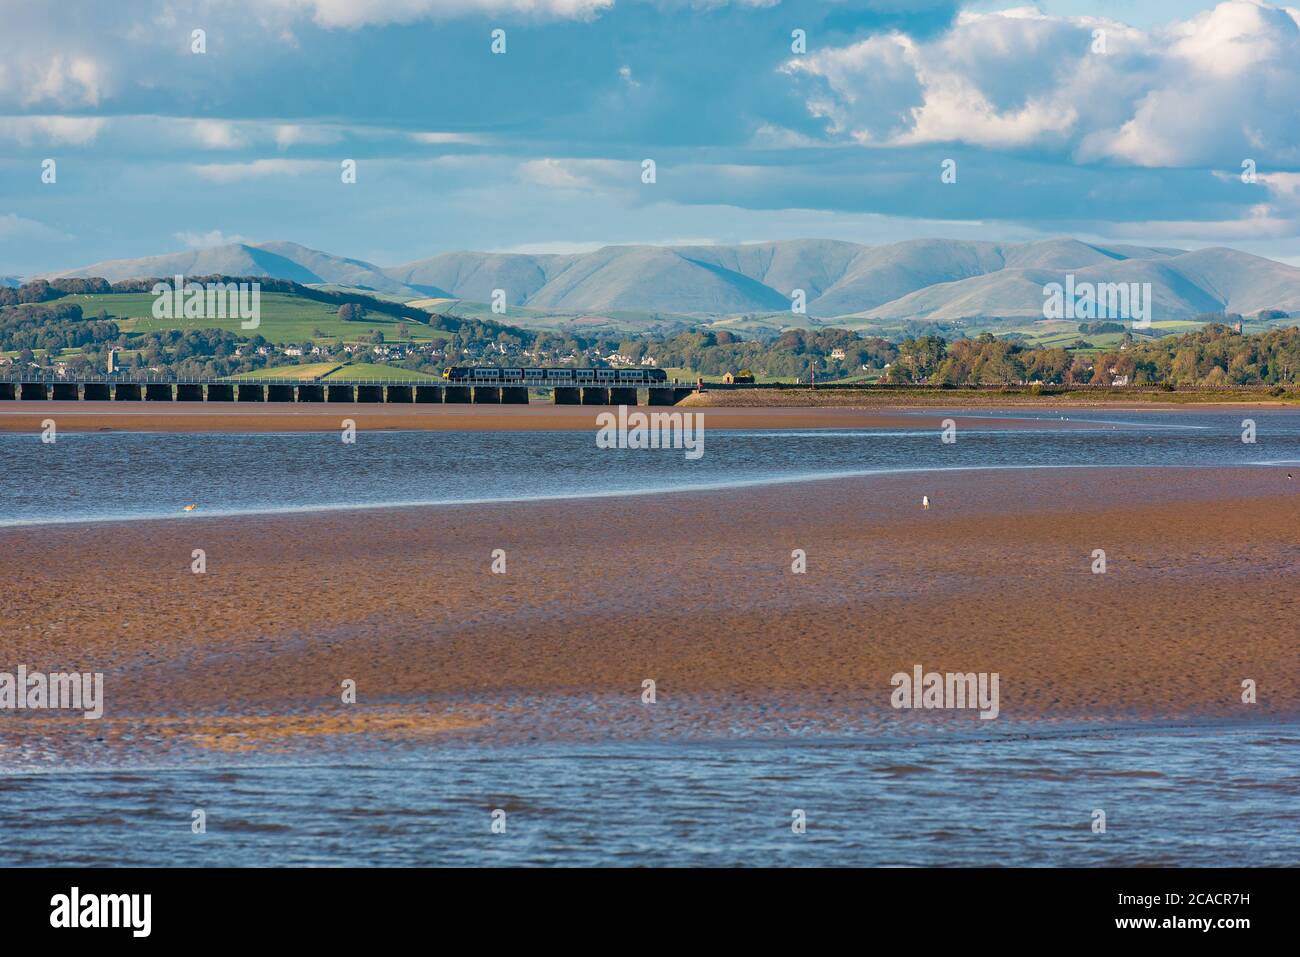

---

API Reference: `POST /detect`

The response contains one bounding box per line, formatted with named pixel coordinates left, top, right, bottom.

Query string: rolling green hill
left=223, top=363, right=342, bottom=381
left=61, top=291, right=445, bottom=344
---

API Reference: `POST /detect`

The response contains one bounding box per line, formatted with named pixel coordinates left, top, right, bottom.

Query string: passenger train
left=442, top=366, right=670, bottom=385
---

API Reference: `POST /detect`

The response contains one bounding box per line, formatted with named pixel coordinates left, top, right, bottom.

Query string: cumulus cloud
left=1081, top=1, right=1300, bottom=167
left=785, top=1, right=1300, bottom=168
left=1, top=0, right=1295, bottom=262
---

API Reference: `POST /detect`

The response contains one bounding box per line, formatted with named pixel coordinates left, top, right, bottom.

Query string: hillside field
left=323, top=362, right=442, bottom=381
left=60, top=291, right=446, bottom=344
left=222, top=363, right=342, bottom=381
left=222, top=362, right=442, bottom=382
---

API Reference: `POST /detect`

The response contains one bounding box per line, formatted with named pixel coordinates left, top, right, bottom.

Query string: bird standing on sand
left=922, top=495, right=931, bottom=510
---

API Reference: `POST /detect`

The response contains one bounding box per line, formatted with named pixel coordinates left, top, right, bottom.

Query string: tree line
left=886, top=326, right=1300, bottom=386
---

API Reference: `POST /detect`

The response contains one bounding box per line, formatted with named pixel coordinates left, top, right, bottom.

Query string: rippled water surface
left=3, top=408, right=1299, bottom=526
left=1, top=724, right=1296, bottom=866
left=2, top=408, right=1298, bottom=865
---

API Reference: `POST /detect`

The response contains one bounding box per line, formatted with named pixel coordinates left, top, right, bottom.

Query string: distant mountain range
left=40, top=238, right=1300, bottom=324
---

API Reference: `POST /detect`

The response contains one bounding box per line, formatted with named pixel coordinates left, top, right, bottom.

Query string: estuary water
left=1, top=407, right=1298, bottom=866
left=1, top=723, right=1296, bottom=866
left=2, top=408, right=1298, bottom=527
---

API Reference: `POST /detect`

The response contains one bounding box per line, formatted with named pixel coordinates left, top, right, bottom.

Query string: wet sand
left=1, top=465, right=1296, bottom=757
left=0, top=399, right=1281, bottom=434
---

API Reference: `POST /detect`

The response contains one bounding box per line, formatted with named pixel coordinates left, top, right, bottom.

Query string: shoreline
left=0, top=460, right=1291, bottom=532
left=680, top=389, right=1300, bottom=410
left=0, top=398, right=1292, bottom=434
left=2, top=464, right=1296, bottom=761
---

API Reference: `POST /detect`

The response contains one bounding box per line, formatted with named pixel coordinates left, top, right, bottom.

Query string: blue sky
left=2, top=0, right=1299, bottom=275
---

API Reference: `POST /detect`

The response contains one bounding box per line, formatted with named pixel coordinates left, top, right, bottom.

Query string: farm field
left=221, top=362, right=442, bottom=382
left=660, top=366, right=798, bottom=384
left=321, top=362, right=442, bottom=381
left=223, top=363, right=342, bottom=381
left=429, top=298, right=698, bottom=335
left=59, top=291, right=445, bottom=344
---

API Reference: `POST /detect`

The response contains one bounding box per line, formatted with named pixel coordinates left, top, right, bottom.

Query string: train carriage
left=443, top=366, right=668, bottom=384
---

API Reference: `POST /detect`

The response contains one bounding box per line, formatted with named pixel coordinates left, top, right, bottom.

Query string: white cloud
left=272, top=123, right=345, bottom=148
left=16, top=54, right=105, bottom=107
left=190, top=120, right=245, bottom=150
left=409, top=131, right=485, bottom=145
left=787, top=1, right=1300, bottom=168
left=1084, top=2, right=1300, bottom=166
left=1168, top=0, right=1291, bottom=74
left=784, top=32, right=925, bottom=143
left=174, top=229, right=253, bottom=248
left=190, top=158, right=332, bottom=181
left=892, top=65, right=1078, bottom=149
left=517, top=157, right=604, bottom=189
left=1257, top=171, right=1300, bottom=196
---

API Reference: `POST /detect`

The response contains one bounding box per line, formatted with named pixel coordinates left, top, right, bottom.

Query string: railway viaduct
left=0, top=377, right=696, bottom=406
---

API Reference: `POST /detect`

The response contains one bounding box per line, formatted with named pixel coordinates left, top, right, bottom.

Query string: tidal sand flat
left=0, top=400, right=1133, bottom=434
left=2, top=465, right=1295, bottom=754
